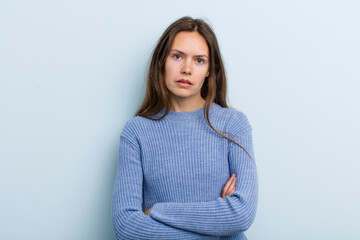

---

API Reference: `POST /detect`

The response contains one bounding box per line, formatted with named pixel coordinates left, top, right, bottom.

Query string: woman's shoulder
left=215, top=104, right=252, bottom=133
left=120, top=116, right=145, bottom=139
left=120, top=114, right=160, bottom=139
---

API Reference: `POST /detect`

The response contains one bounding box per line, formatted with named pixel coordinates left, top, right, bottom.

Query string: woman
left=112, top=16, right=258, bottom=239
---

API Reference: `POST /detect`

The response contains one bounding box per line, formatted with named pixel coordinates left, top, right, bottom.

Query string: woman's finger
left=221, top=173, right=235, bottom=197
left=221, top=173, right=236, bottom=198
left=223, top=175, right=236, bottom=198
left=226, top=178, right=236, bottom=197
left=229, top=186, right=236, bottom=196
left=144, top=206, right=153, bottom=215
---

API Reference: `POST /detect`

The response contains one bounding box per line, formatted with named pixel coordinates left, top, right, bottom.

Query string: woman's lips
left=176, top=79, right=193, bottom=88
left=176, top=81, right=192, bottom=87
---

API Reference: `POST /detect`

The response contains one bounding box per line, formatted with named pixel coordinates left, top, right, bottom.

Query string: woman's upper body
left=112, top=15, right=258, bottom=239
left=112, top=102, right=258, bottom=239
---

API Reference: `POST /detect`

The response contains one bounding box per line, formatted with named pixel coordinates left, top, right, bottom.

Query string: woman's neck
left=169, top=97, right=206, bottom=113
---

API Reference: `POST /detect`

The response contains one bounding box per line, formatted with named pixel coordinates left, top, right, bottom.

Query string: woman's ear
left=206, top=71, right=209, bottom=77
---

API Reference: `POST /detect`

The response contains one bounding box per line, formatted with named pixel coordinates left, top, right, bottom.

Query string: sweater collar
left=156, top=102, right=222, bottom=121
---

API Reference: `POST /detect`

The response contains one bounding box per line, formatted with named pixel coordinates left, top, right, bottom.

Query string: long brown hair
left=134, top=16, right=255, bottom=163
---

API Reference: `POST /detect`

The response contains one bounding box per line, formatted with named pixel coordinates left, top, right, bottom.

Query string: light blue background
left=1, top=0, right=359, bottom=239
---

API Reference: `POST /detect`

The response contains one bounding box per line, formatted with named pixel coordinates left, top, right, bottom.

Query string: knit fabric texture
left=111, top=102, right=258, bottom=239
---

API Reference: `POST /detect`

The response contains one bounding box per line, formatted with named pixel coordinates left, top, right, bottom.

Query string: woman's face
left=164, top=31, right=209, bottom=104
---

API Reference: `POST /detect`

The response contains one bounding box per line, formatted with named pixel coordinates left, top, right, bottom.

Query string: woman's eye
left=173, top=54, right=181, bottom=60
left=196, top=58, right=205, bottom=64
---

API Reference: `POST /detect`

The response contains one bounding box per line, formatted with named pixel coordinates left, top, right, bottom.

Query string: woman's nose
left=181, top=60, right=192, bottom=74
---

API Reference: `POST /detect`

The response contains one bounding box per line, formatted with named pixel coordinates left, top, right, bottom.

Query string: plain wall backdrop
left=1, top=0, right=359, bottom=239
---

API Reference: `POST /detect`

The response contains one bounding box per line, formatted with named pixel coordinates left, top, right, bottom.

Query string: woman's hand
left=221, top=173, right=236, bottom=198
left=144, top=206, right=153, bottom=215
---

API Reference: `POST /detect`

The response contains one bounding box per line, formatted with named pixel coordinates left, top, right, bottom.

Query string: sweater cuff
left=149, top=202, right=167, bottom=220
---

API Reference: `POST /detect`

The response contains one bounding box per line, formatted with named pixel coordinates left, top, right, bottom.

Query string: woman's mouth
left=176, top=79, right=192, bottom=88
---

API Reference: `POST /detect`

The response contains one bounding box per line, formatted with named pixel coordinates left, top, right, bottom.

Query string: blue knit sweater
left=112, top=102, right=258, bottom=239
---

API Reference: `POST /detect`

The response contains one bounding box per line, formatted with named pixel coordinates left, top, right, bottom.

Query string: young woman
left=112, top=16, right=258, bottom=240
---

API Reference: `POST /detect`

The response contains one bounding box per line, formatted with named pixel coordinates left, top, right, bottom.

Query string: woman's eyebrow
left=171, top=49, right=208, bottom=58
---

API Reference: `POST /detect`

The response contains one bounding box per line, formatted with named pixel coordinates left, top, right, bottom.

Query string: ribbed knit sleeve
left=148, top=111, right=258, bottom=237
left=111, top=122, right=219, bottom=240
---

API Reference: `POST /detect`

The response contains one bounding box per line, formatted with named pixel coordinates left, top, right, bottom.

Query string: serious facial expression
left=164, top=31, right=210, bottom=101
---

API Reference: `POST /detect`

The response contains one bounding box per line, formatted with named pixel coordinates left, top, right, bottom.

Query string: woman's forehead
left=171, top=31, right=209, bottom=56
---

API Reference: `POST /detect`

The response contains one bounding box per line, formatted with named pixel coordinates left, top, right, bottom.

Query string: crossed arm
left=144, top=173, right=237, bottom=215
left=112, top=113, right=258, bottom=239
left=147, top=126, right=258, bottom=237
left=112, top=136, right=220, bottom=240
